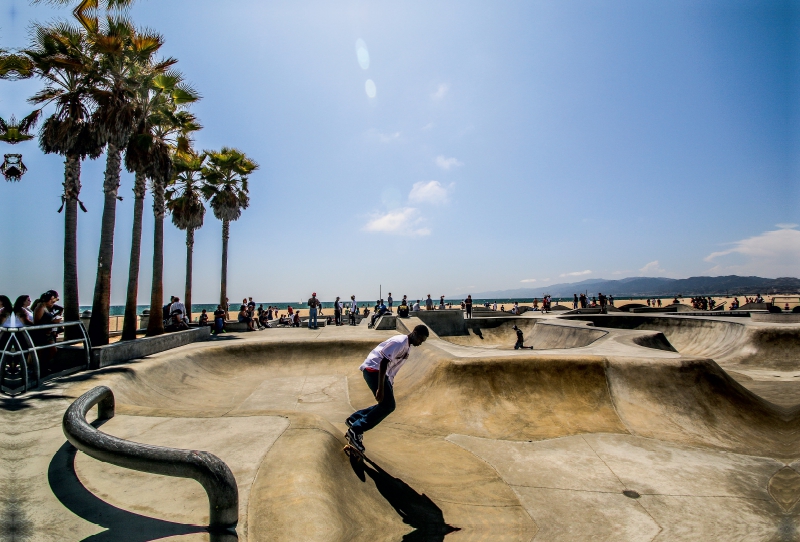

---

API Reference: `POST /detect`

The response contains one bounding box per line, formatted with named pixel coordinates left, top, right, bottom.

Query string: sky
left=0, top=0, right=798, bottom=304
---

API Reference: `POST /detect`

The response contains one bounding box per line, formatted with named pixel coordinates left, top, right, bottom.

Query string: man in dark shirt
left=213, top=305, right=225, bottom=334
left=513, top=325, right=533, bottom=350
left=307, top=292, right=320, bottom=329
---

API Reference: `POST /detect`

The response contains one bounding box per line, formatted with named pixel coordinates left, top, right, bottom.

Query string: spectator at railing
left=32, top=290, right=62, bottom=364
left=0, top=296, right=12, bottom=325
left=13, top=295, right=34, bottom=326
left=0, top=295, right=12, bottom=349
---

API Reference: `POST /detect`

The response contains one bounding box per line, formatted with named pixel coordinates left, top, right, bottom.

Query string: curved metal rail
left=62, top=386, right=239, bottom=532
left=0, top=321, right=91, bottom=395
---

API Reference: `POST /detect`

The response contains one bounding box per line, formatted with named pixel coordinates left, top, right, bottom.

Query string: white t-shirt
left=170, top=302, right=187, bottom=319
left=359, top=334, right=410, bottom=384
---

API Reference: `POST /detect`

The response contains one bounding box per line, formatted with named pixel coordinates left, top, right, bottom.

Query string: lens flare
left=365, top=79, right=376, bottom=98
left=355, top=39, right=370, bottom=70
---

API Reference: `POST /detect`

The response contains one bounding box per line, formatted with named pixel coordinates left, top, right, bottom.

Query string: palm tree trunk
left=220, top=219, right=229, bottom=316
left=146, top=178, right=165, bottom=337
left=63, top=154, right=82, bottom=340
left=185, top=228, right=194, bottom=322
left=121, top=171, right=146, bottom=341
left=89, top=143, right=122, bottom=347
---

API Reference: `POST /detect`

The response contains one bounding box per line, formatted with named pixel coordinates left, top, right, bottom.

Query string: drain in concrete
left=623, top=490, right=641, bottom=499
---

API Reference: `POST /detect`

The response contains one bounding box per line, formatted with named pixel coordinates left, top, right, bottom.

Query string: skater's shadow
left=351, top=456, right=459, bottom=541
left=47, top=418, right=236, bottom=542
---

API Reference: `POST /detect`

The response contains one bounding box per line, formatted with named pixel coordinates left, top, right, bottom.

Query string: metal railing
left=0, top=321, right=91, bottom=396
left=63, top=386, right=239, bottom=532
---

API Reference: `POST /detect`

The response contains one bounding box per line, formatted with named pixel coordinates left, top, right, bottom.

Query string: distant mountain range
left=470, top=276, right=800, bottom=299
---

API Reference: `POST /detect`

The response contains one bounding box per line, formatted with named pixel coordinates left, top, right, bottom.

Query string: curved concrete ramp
left=13, top=321, right=800, bottom=540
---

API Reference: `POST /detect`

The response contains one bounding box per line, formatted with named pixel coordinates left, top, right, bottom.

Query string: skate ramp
left=414, top=314, right=608, bottom=350
left=562, top=314, right=800, bottom=371
left=33, top=323, right=799, bottom=540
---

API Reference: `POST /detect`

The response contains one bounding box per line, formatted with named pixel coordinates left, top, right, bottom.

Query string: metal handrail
left=62, top=386, right=239, bottom=532
left=0, top=320, right=91, bottom=396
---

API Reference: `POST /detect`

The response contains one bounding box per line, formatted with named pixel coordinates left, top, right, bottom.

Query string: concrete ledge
left=91, top=327, right=211, bottom=369
left=751, top=313, right=800, bottom=323
left=373, top=315, right=397, bottom=330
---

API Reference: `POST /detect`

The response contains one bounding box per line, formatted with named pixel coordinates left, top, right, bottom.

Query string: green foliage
left=202, top=147, right=259, bottom=223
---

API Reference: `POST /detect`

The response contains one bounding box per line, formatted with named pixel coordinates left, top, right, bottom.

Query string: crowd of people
left=0, top=290, right=65, bottom=370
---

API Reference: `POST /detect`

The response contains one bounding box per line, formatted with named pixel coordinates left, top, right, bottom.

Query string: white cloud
left=639, top=261, right=665, bottom=275
left=520, top=278, right=537, bottom=283
left=363, top=207, right=430, bottom=237
left=366, top=129, right=400, bottom=143
left=431, top=83, right=448, bottom=100
left=422, top=122, right=435, bottom=131
left=703, top=225, right=800, bottom=276
left=560, top=270, right=592, bottom=277
left=435, top=155, right=463, bottom=170
left=408, top=180, right=454, bottom=205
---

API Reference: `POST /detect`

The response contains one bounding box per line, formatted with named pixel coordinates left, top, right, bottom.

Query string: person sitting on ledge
left=369, top=299, right=388, bottom=328
left=397, top=299, right=409, bottom=318
left=199, top=309, right=209, bottom=327
left=238, top=305, right=256, bottom=331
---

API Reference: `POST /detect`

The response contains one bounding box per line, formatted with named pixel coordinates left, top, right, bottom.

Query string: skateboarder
left=345, top=325, right=430, bottom=454
left=513, top=325, right=533, bottom=350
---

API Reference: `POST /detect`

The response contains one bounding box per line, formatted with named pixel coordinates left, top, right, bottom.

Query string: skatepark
left=3, top=309, right=799, bottom=541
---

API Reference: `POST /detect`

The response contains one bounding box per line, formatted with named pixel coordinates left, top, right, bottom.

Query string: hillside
left=471, top=276, right=800, bottom=299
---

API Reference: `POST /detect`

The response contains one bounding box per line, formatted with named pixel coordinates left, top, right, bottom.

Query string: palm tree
left=166, top=149, right=206, bottom=323
left=120, top=71, right=200, bottom=340
left=23, top=22, right=103, bottom=334
left=201, top=148, right=259, bottom=311
left=88, top=18, right=171, bottom=346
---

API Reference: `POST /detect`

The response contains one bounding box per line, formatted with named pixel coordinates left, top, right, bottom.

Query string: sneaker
left=346, top=428, right=365, bottom=453
left=345, top=417, right=354, bottom=428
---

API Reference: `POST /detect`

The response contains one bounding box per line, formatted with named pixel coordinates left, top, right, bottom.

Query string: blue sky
left=1, top=0, right=798, bottom=304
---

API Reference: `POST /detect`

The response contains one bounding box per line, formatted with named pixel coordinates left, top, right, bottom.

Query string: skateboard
left=343, top=443, right=365, bottom=462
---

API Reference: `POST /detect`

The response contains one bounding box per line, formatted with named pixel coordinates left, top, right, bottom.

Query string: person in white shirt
left=349, top=295, right=358, bottom=325
left=169, top=296, right=187, bottom=322
left=413, top=300, right=420, bottom=312
left=345, top=325, right=430, bottom=453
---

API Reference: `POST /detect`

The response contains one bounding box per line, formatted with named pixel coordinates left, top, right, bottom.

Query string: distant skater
left=345, top=325, right=430, bottom=454
left=513, top=325, right=533, bottom=350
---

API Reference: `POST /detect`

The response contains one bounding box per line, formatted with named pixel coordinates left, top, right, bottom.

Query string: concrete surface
left=2, top=311, right=799, bottom=541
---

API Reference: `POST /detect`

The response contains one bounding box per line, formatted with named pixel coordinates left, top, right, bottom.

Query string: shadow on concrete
left=47, top=419, right=236, bottom=542
left=351, top=455, right=459, bottom=541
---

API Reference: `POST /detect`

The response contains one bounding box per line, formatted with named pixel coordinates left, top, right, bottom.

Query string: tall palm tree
left=201, top=148, right=259, bottom=311
left=88, top=18, right=171, bottom=346
left=120, top=71, right=199, bottom=340
left=23, top=22, right=103, bottom=334
left=166, top=149, right=206, bottom=322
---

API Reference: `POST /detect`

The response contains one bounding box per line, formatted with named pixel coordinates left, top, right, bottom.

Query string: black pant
left=348, top=370, right=396, bottom=434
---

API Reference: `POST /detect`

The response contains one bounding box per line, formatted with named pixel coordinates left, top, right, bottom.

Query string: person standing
left=345, top=325, right=430, bottom=454
left=573, top=294, right=579, bottom=310
left=387, top=293, right=393, bottom=314
left=350, top=295, right=358, bottom=325
left=598, top=292, right=607, bottom=314
left=426, top=295, right=434, bottom=311
left=213, top=305, right=225, bottom=334
left=307, top=292, right=320, bottom=329
left=334, top=296, right=343, bottom=326
left=465, top=295, right=473, bottom=319
left=439, top=296, right=445, bottom=309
